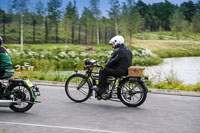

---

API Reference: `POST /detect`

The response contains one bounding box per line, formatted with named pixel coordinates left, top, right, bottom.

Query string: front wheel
left=65, top=74, right=92, bottom=103
left=118, top=78, right=147, bottom=107
left=10, top=85, right=34, bottom=112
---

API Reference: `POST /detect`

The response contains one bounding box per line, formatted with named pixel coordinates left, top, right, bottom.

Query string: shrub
left=8, top=45, right=162, bottom=71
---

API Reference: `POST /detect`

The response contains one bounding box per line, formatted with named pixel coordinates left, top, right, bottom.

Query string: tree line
left=0, top=0, right=200, bottom=45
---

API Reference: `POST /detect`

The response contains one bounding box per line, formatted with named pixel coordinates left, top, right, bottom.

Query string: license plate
left=24, top=80, right=33, bottom=88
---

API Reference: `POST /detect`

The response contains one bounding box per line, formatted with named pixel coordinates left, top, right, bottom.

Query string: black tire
left=118, top=78, right=147, bottom=107
left=9, top=85, right=34, bottom=112
left=65, top=74, right=92, bottom=103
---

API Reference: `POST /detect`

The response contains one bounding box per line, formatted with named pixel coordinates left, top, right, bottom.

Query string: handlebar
left=85, top=64, right=101, bottom=69
left=84, top=59, right=102, bottom=67
left=84, top=63, right=102, bottom=71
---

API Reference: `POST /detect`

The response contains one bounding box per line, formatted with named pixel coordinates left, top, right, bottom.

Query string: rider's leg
left=98, top=69, right=108, bottom=93
left=98, top=68, right=118, bottom=94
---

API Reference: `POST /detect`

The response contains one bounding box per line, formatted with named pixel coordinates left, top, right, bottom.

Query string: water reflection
left=146, top=57, right=200, bottom=84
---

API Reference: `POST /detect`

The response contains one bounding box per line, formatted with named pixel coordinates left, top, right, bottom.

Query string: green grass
left=145, top=71, right=200, bottom=92
left=133, top=31, right=200, bottom=40
left=13, top=71, right=72, bottom=82
left=132, top=40, right=200, bottom=58
left=150, top=81, right=200, bottom=92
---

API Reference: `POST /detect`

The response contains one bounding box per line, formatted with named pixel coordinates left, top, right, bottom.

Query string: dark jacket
left=105, top=44, right=132, bottom=75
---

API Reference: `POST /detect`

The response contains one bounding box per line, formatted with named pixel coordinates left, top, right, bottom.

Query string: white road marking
left=0, top=121, right=118, bottom=133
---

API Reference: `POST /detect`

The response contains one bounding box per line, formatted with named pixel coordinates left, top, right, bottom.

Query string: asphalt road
left=0, top=85, right=200, bottom=133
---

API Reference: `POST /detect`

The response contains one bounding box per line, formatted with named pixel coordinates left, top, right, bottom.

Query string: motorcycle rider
left=96, top=35, right=133, bottom=100
left=0, top=37, right=14, bottom=79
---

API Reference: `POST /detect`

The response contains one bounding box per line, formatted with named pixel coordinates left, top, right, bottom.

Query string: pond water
left=146, top=57, right=200, bottom=84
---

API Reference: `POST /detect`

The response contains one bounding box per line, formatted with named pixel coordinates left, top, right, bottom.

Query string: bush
left=151, top=76, right=200, bottom=92
left=8, top=44, right=162, bottom=71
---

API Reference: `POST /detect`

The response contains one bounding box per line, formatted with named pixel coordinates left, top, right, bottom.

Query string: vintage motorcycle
left=0, top=78, right=40, bottom=112
left=65, top=59, right=149, bottom=107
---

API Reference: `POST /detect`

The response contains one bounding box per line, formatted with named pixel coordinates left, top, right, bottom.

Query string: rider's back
left=0, top=47, right=13, bottom=69
left=0, top=37, right=14, bottom=79
left=105, top=44, right=132, bottom=76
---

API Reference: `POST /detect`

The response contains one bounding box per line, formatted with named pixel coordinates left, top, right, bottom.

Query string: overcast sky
left=0, top=0, right=198, bottom=16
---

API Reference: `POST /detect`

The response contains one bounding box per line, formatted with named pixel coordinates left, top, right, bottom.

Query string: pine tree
left=170, top=9, right=188, bottom=40
left=80, top=7, right=94, bottom=44
left=89, top=0, right=101, bottom=44
left=11, top=0, right=29, bottom=50
left=34, top=0, right=46, bottom=43
left=64, top=1, right=79, bottom=44
left=120, top=0, right=142, bottom=45
left=47, top=0, right=62, bottom=43
left=192, top=11, right=200, bottom=40
left=108, top=0, right=120, bottom=35
left=0, top=9, right=6, bottom=40
left=180, top=1, right=196, bottom=22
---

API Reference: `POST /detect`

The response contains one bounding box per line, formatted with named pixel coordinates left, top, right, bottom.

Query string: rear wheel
left=65, top=74, right=92, bottom=102
left=10, top=85, right=34, bottom=112
left=118, top=78, right=147, bottom=107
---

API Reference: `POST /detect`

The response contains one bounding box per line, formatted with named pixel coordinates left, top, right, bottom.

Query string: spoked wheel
left=10, top=85, right=34, bottom=112
left=65, top=74, right=92, bottom=103
left=118, top=79, right=147, bottom=107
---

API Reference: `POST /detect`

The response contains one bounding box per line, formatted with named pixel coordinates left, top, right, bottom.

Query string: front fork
left=77, top=79, right=87, bottom=90
left=77, top=72, right=91, bottom=90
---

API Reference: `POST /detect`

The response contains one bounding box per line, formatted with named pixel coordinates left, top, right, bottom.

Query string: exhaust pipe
left=0, top=99, right=21, bottom=107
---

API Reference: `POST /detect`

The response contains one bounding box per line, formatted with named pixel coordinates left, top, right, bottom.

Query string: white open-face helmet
left=109, top=35, right=124, bottom=45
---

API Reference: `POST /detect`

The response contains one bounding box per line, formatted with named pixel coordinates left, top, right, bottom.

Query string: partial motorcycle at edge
left=0, top=78, right=40, bottom=112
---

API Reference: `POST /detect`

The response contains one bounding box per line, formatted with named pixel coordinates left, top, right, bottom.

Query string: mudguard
left=7, top=78, right=40, bottom=99
left=118, top=77, right=149, bottom=93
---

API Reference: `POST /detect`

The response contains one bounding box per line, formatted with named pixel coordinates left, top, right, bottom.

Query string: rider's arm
left=105, top=49, right=121, bottom=68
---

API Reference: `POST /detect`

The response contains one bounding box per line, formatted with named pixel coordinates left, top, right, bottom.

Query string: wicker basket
left=128, top=66, right=145, bottom=77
